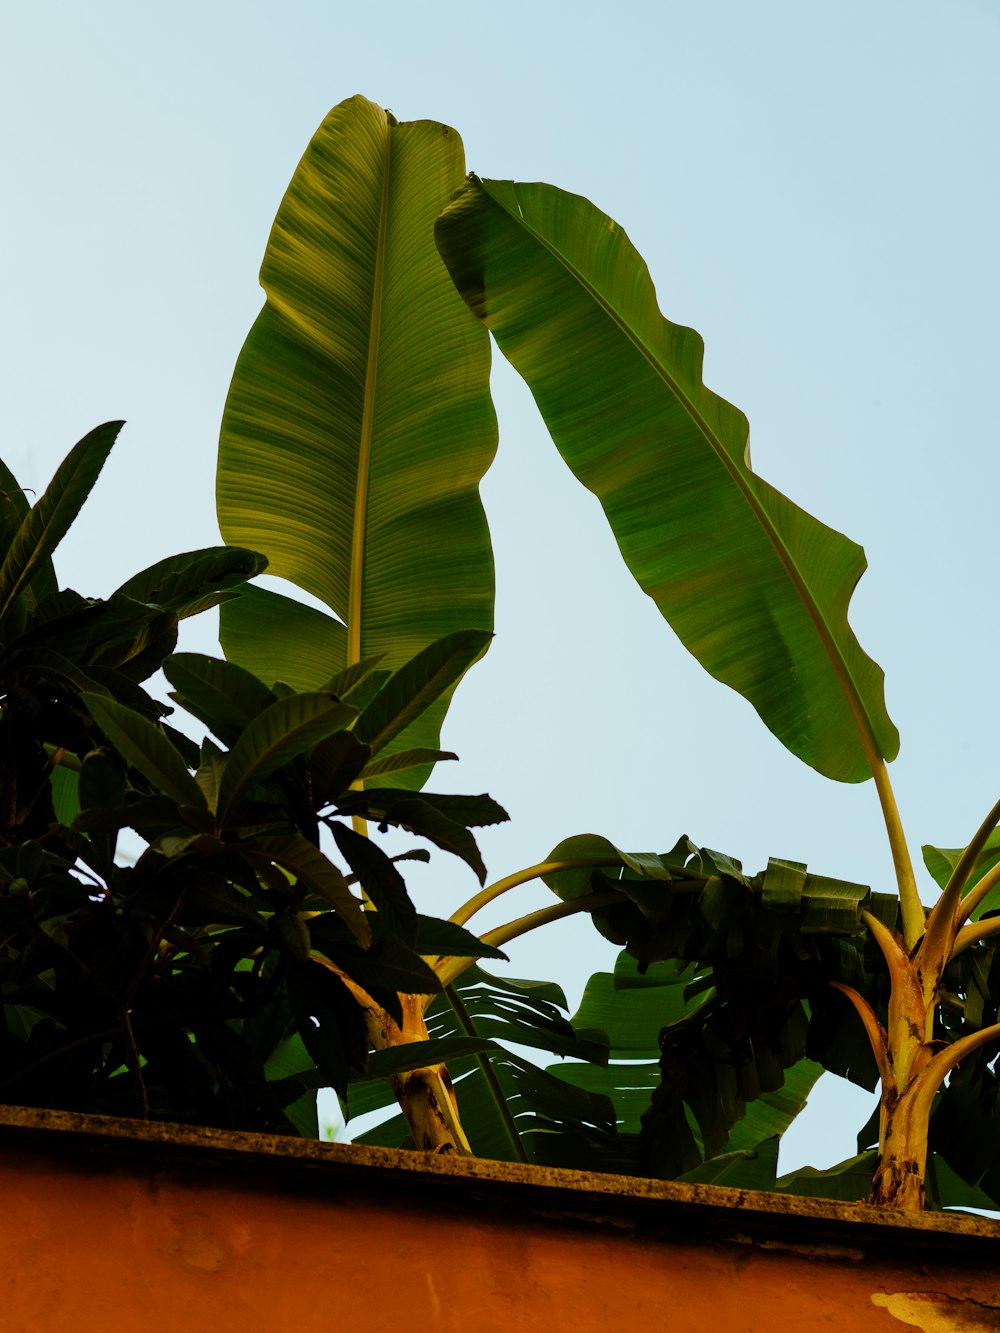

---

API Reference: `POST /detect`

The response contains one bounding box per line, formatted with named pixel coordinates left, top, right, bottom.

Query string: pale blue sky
left=4, top=0, right=999, bottom=1171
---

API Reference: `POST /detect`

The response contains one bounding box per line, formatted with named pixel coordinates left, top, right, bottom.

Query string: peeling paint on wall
left=872, top=1291, right=1000, bottom=1331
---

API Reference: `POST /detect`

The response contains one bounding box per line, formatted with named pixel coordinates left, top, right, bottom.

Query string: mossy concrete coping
left=2, top=1104, right=999, bottom=1331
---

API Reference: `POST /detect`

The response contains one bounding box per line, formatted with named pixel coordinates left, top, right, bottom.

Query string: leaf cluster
left=0, top=431, right=502, bottom=1135
left=543, top=834, right=1000, bottom=1206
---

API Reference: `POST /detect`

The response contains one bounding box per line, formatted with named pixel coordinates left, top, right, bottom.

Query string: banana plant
left=212, top=96, right=826, bottom=1166
left=215, top=95, right=1000, bottom=1207
left=433, top=176, right=1000, bottom=1209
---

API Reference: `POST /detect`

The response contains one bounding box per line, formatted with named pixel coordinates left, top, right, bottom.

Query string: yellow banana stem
left=828, top=980, right=891, bottom=1087
left=433, top=890, right=621, bottom=991
left=922, top=796, right=1000, bottom=960
left=906, top=1018, right=1000, bottom=1133
left=952, top=913, right=1000, bottom=959
left=312, top=956, right=470, bottom=1154
left=869, top=756, right=924, bottom=950
left=449, top=857, right=623, bottom=929
left=955, top=856, right=1000, bottom=927
left=941, top=795, right=1000, bottom=909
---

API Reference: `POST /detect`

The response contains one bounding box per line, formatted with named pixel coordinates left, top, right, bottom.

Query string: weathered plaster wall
left=2, top=1108, right=998, bottom=1333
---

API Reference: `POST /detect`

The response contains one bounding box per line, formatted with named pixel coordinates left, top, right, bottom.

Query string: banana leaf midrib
left=480, top=178, right=882, bottom=771
left=350, top=117, right=393, bottom=667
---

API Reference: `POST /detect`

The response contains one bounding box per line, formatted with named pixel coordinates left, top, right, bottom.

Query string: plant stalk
left=434, top=891, right=621, bottom=990
left=869, top=757, right=923, bottom=950
left=316, top=956, right=471, bottom=1154
left=450, top=858, right=624, bottom=929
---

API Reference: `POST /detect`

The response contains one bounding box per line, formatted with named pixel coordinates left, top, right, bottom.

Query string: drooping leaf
left=0, top=423, right=122, bottom=629
left=81, top=693, right=205, bottom=808
left=217, top=95, right=496, bottom=789
left=436, top=180, right=897, bottom=783
left=449, top=965, right=609, bottom=1064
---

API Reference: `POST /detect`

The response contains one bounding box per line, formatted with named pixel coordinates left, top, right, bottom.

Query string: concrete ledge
left=2, top=1104, right=999, bottom=1331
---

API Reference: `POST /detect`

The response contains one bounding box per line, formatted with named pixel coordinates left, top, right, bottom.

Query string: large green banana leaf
left=217, top=96, right=496, bottom=785
left=435, top=180, right=897, bottom=783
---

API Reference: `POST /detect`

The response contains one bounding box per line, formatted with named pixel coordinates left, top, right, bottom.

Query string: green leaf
left=924, top=832, right=1000, bottom=920
left=82, top=692, right=205, bottom=808
left=541, top=833, right=678, bottom=903
left=928, top=1153, right=1000, bottom=1212
left=283, top=958, right=367, bottom=1098
left=323, top=655, right=387, bottom=701
left=447, top=965, right=608, bottom=1064
left=240, top=832, right=370, bottom=946
left=725, top=1058, right=824, bottom=1153
left=546, top=1061, right=662, bottom=1135
left=163, top=652, right=278, bottom=748
left=49, top=764, right=80, bottom=826
left=354, top=629, right=492, bottom=756
left=777, top=1149, right=878, bottom=1202
left=335, top=791, right=491, bottom=884
left=436, top=180, right=897, bottom=783
left=0, top=423, right=122, bottom=628
left=308, top=731, right=371, bottom=803
left=19, top=649, right=111, bottom=703
left=360, top=747, right=457, bottom=780
left=115, top=546, right=267, bottom=620
left=412, top=914, right=507, bottom=961
left=678, top=1136, right=780, bottom=1190
left=329, top=822, right=416, bottom=946
left=217, top=95, right=496, bottom=787
left=10, top=594, right=168, bottom=676
left=799, top=873, right=871, bottom=934
left=360, top=1037, right=499, bottom=1081
left=216, top=691, right=356, bottom=819
left=0, top=455, right=56, bottom=604
left=571, top=969, right=693, bottom=1059
left=176, top=880, right=263, bottom=927
left=344, top=938, right=443, bottom=997
left=219, top=583, right=347, bottom=692
left=77, top=751, right=125, bottom=810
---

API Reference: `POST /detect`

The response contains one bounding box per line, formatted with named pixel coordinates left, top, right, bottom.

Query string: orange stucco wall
left=2, top=1109, right=999, bottom=1333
